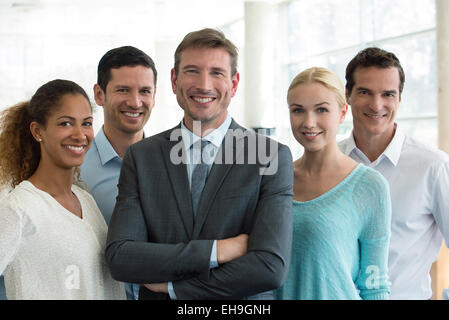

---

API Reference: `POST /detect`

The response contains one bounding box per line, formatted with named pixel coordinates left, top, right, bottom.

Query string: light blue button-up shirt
left=81, top=126, right=122, bottom=226
left=168, top=113, right=232, bottom=299
left=80, top=126, right=139, bottom=300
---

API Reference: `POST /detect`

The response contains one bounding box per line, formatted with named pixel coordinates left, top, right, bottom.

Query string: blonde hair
left=288, top=67, right=346, bottom=108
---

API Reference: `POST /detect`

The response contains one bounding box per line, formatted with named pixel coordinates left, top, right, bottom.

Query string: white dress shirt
left=339, top=124, right=449, bottom=299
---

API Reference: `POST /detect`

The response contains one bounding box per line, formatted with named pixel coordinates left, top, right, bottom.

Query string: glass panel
left=373, top=0, right=436, bottom=40
left=282, top=0, right=438, bottom=147
left=396, top=118, right=438, bottom=147
left=0, top=36, right=27, bottom=106
left=287, top=0, right=361, bottom=61
left=379, top=32, right=437, bottom=118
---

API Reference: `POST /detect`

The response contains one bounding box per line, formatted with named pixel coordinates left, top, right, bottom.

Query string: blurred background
left=0, top=0, right=448, bottom=299
left=0, top=0, right=441, bottom=156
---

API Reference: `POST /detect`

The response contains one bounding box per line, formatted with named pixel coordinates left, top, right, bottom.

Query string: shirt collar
left=345, top=123, right=405, bottom=166
left=94, top=126, right=121, bottom=165
left=382, top=123, right=405, bottom=166
left=181, top=112, right=232, bottom=151
left=341, top=131, right=358, bottom=156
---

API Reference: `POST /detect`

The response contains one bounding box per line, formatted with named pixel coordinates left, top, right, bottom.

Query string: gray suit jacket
left=105, top=120, right=293, bottom=300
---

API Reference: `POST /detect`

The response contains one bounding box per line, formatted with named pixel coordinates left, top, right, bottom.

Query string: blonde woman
left=0, top=79, right=125, bottom=299
left=276, top=67, right=391, bottom=300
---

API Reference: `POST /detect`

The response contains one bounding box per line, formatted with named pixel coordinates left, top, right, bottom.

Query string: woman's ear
left=30, top=121, right=43, bottom=142
left=339, top=104, right=349, bottom=124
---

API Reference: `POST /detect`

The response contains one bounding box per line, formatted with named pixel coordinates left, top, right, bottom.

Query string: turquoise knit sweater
left=276, top=164, right=391, bottom=300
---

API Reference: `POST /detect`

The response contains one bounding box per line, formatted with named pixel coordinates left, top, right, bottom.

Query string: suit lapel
left=192, top=120, right=246, bottom=238
left=161, top=125, right=194, bottom=237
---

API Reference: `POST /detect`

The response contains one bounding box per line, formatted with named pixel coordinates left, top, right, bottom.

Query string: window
left=277, top=0, right=437, bottom=157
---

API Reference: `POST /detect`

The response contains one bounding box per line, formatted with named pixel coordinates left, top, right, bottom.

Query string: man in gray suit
left=105, top=28, right=293, bottom=300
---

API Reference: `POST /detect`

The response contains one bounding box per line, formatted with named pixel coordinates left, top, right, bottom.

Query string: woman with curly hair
left=0, top=79, right=125, bottom=299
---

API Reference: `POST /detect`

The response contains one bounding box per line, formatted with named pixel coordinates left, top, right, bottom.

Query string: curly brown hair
left=0, top=79, right=91, bottom=190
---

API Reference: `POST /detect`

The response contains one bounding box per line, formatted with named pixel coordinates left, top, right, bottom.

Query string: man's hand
left=143, top=282, right=169, bottom=294
left=141, top=234, right=248, bottom=293
left=217, top=233, right=248, bottom=264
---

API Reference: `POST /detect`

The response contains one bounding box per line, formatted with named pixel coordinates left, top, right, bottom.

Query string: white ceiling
left=0, top=0, right=254, bottom=41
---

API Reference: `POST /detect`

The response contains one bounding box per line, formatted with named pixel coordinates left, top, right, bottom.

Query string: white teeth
left=304, top=133, right=320, bottom=137
left=65, top=145, right=83, bottom=152
left=366, top=114, right=384, bottom=119
left=193, top=97, right=214, bottom=103
left=123, top=112, right=140, bottom=118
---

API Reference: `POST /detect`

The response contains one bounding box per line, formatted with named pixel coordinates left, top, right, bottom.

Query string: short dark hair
left=345, top=47, right=405, bottom=96
left=174, top=28, right=238, bottom=76
left=97, top=46, right=157, bottom=92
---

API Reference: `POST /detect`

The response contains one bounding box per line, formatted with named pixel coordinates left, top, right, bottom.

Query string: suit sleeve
left=172, top=144, right=294, bottom=299
left=105, top=145, right=214, bottom=284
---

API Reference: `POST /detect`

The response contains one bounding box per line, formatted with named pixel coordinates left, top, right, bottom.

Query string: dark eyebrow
left=113, top=85, right=130, bottom=90
left=56, top=116, right=93, bottom=121
left=211, top=67, right=227, bottom=73
left=182, top=65, right=199, bottom=70
left=114, top=85, right=154, bottom=91
left=182, top=65, right=228, bottom=74
left=355, top=86, right=398, bottom=96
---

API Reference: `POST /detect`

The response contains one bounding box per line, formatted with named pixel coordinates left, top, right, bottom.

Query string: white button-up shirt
left=339, top=125, right=449, bottom=299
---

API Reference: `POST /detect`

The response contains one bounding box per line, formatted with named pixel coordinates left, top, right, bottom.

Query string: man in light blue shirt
left=82, top=128, right=122, bottom=225
left=80, top=46, right=157, bottom=300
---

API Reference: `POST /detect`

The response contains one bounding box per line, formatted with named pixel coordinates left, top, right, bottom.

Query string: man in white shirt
left=339, top=47, right=449, bottom=299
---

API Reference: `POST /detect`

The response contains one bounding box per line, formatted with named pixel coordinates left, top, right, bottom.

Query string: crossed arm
left=143, top=234, right=249, bottom=294
left=105, top=143, right=293, bottom=299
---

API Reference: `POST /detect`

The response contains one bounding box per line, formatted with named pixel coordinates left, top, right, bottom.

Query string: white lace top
left=0, top=181, right=125, bottom=300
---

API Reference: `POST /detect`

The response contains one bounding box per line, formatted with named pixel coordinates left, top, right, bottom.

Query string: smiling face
left=94, top=65, right=156, bottom=136
left=32, top=93, right=94, bottom=170
left=346, top=66, right=401, bottom=141
left=171, top=46, right=239, bottom=134
left=289, top=82, right=347, bottom=153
